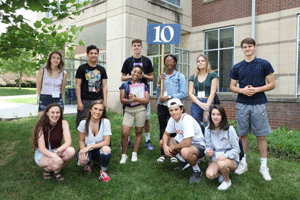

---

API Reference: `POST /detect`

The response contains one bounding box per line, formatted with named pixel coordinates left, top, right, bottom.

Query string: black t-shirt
left=75, top=63, right=108, bottom=100
left=121, top=55, right=154, bottom=86
left=229, top=57, right=274, bottom=105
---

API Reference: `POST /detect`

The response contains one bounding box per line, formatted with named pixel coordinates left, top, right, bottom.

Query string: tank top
left=42, top=119, right=63, bottom=150
left=41, top=68, right=63, bottom=95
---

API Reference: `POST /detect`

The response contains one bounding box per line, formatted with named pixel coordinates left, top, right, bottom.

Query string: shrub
left=0, top=78, right=6, bottom=86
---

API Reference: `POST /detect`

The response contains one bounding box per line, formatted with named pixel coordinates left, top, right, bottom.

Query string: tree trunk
left=18, top=72, right=22, bottom=90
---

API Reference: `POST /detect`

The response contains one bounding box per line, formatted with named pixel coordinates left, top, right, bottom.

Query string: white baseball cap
left=167, top=98, right=183, bottom=108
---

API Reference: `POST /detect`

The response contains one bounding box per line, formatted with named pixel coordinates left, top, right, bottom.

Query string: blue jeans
left=77, top=148, right=111, bottom=169
left=191, top=98, right=209, bottom=135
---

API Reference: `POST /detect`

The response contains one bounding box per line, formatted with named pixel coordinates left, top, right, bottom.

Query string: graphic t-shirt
left=121, top=56, right=154, bottom=86
left=75, top=63, right=108, bottom=100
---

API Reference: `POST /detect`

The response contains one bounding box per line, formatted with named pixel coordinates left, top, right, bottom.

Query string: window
left=162, top=0, right=181, bottom=8
left=78, top=0, right=89, bottom=3
left=47, top=0, right=60, bottom=18
left=204, top=27, right=234, bottom=92
left=297, top=15, right=300, bottom=97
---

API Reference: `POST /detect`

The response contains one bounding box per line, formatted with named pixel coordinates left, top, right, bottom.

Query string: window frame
left=204, top=26, right=235, bottom=93
left=161, top=0, right=181, bottom=8
left=296, top=15, right=300, bottom=98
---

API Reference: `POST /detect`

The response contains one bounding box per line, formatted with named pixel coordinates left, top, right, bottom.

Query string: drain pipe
left=251, top=0, right=256, bottom=39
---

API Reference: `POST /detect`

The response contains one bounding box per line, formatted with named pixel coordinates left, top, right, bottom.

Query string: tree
left=0, top=50, right=37, bottom=89
left=0, top=0, right=88, bottom=64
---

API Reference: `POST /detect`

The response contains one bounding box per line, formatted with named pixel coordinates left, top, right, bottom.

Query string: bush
left=0, top=78, right=6, bottom=86
left=267, top=124, right=300, bottom=161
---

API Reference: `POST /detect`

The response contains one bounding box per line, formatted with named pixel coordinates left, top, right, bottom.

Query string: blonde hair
left=195, top=54, right=211, bottom=75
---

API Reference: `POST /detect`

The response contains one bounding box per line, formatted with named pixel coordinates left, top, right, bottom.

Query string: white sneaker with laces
left=218, top=180, right=232, bottom=190
left=131, top=152, right=138, bottom=162
left=218, top=175, right=224, bottom=183
left=120, top=154, right=128, bottom=164
left=260, top=167, right=272, bottom=181
left=235, top=163, right=248, bottom=175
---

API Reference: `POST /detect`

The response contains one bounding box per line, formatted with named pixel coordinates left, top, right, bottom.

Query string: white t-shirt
left=165, top=113, right=205, bottom=147
left=77, top=119, right=112, bottom=147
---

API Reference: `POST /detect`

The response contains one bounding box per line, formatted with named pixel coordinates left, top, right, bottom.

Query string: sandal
left=53, top=171, right=65, bottom=181
left=170, top=157, right=178, bottom=163
left=43, top=169, right=52, bottom=180
left=84, top=162, right=93, bottom=174
left=157, top=156, right=165, bottom=163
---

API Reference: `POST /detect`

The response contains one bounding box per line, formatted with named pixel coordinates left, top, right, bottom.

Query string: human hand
left=78, top=150, right=88, bottom=165
left=52, top=153, right=64, bottom=166
left=206, top=149, right=214, bottom=157
left=241, top=85, right=256, bottom=97
left=159, top=96, right=168, bottom=103
left=163, top=145, right=173, bottom=157
left=217, top=154, right=226, bottom=161
left=77, top=102, right=84, bottom=111
left=158, top=73, right=164, bottom=85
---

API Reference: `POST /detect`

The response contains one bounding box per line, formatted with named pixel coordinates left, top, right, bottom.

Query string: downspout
left=251, top=0, right=256, bottom=39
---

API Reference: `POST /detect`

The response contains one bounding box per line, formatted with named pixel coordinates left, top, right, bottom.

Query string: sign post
left=147, top=24, right=181, bottom=97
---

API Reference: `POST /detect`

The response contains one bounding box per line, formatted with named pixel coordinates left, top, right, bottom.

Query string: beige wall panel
left=107, top=14, right=124, bottom=41
left=280, top=7, right=300, bottom=17
left=278, top=76, right=295, bottom=95
left=128, top=15, right=147, bottom=40
left=107, top=0, right=123, bottom=11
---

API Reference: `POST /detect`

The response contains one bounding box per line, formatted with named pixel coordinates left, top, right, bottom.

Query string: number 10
left=153, top=25, right=174, bottom=43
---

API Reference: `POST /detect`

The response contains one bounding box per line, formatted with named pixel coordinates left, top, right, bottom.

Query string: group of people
left=33, top=37, right=275, bottom=190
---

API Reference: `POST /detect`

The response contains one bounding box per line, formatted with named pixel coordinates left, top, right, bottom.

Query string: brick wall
left=192, top=0, right=300, bottom=27
left=150, top=98, right=300, bottom=130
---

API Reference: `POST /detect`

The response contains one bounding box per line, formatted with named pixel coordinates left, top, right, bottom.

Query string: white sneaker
left=218, top=175, right=224, bottom=183
left=235, top=163, right=248, bottom=175
left=259, top=167, right=272, bottom=181
left=131, top=152, right=138, bottom=162
left=218, top=180, right=232, bottom=190
left=120, top=154, right=128, bottom=164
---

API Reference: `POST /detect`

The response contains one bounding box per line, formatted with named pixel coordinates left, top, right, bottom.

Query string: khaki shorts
left=122, top=105, right=147, bottom=127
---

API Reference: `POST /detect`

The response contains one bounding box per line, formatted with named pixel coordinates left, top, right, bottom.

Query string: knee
left=206, top=171, right=215, bottom=180
left=65, top=147, right=76, bottom=158
left=257, top=136, right=266, bottom=142
left=159, top=140, right=163, bottom=148
left=217, top=161, right=228, bottom=171
left=101, top=146, right=111, bottom=154
left=180, top=148, right=190, bottom=160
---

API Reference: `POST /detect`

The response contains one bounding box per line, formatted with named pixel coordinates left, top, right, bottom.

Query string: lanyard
left=196, top=74, right=207, bottom=92
left=48, top=124, right=56, bottom=150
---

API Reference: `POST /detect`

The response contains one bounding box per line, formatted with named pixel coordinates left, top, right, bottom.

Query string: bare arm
left=170, top=137, right=192, bottom=151
left=251, top=73, right=275, bottom=93
left=207, top=77, right=218, bottom=106
left=188, top=81, right=205, bottom=109
left=102, top=79, right=108, bottom=106
left=78, top=131, right=86, bottom=149
left=121, top=73, right=132, bottom=82
left=36, top=68, right=43, bottom=96
left=75, top=78, right=84, bottom=111
left=88, top=135, right=111, bottom=150
left=56, top=120, right=72, bottom=153
left=142, top=72, right=154, bottom=81
left=60, top=70, right=68, bottom=94
left=120, top=89, right=130, bottom=105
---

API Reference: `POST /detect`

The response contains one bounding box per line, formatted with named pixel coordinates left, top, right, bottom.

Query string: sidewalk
left=0, top=94, right=77, bottom=120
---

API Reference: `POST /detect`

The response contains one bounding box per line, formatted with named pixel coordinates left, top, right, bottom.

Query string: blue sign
left=147, top=24, right=181, bottom=44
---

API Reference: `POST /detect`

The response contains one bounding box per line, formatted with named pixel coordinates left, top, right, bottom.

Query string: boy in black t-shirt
left=229, top=38, right=275, bottom=181
left=75, top=45, right=108, bottom=128
left=121, top=39, right=154, bottom=150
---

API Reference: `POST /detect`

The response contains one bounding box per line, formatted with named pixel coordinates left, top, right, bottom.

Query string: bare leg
left=257, top=136, right=267, bottom=158
left=144, top=120, right=150, bottom=133
left=121, top=125, right=131, bottom=154
left=217, top=159, right=237, bottom=182
left=240, top=135, right=248, bottom=154
left=133, top=127, right=143, bottom=153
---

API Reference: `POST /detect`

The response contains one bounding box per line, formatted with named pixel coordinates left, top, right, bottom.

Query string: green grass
left=0, top=112, right=299, bottom=199
left=1, top=96, right=37, bottom=104
left=0, top=87, right=36, bottom=96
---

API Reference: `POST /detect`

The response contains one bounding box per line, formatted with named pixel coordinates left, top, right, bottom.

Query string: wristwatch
left=168, top=95, right=172, bottom=99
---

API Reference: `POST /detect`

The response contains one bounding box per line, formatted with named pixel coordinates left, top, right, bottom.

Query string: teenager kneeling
left=205, top=105, right=240, bottom=190
left=159, top=98, right=206, bottom=184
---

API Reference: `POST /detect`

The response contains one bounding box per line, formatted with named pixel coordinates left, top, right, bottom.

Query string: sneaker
left=99, top=171, right=110, bottom=182
left=235, top=163, right=248, bottom=175
left=120, top=154, right=128, bottom=164
left=189, top=170, right=202, bottom=184
left=131, top=152, right=138, bottom=162
left=120, top=140, right=131, bottom=150
left=218, top=175, right=224, bottom=183
left=259, top=167, right=272, bottom=181
left=174, top=161, right=190, bottom=170
left=145, top=140, right=154, bottom=150
left=218, top=180, right=232, bottom=190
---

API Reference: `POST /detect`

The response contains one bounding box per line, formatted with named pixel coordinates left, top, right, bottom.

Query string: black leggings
left=157, top=104, right=175, bottom=156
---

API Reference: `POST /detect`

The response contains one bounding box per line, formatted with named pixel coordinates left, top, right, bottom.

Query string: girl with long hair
left=205, top=105, right=240, bottom=190
left=188, top=54, right=218, bottom=133
left=77, top=100, right=112, bottom=182
left=33, top=103, right=75, bottom=181
left=36, top=51, right=67, bottom=117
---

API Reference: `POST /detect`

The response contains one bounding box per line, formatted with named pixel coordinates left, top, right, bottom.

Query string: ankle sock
left=241, top=154, right=247, bottom=164
left=145, top=132, right=150, bottom=142
left=175, top=154, right=185, bottom=162
left=260, top=157, right=267, bottom=168
left=192, top=165, right=201, bottom=172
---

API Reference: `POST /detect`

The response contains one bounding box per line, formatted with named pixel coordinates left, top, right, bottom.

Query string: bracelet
left=54, top=150, right=59, bottom=154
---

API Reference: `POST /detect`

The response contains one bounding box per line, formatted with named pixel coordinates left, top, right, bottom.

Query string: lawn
left=0, top=87, right=36, bottom=96
left=0, top=112, right=299, bottom=200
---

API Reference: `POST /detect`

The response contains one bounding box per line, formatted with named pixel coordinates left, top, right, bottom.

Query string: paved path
left=0, top=94, right=77, bottom=120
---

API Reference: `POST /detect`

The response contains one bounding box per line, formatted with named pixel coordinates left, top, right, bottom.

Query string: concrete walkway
left=0, top=94, right=77, bottom=120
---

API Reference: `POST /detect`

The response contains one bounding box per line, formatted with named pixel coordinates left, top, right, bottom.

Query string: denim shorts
left=236, top=103, right=272, bottom=136
left=38, top=94, right=64, bottom=112
left=34, top=148, right=57, bottom=165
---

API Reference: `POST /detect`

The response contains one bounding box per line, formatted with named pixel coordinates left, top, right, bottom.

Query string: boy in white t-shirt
left=159, top=98, right=206, bottom=184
